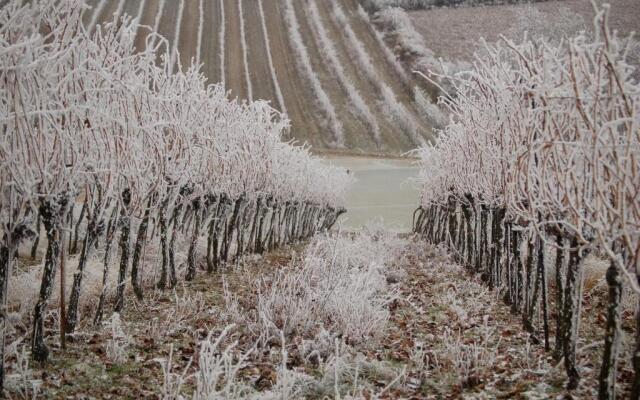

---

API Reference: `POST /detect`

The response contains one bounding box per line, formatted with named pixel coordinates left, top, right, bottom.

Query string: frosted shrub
left=105, top=313, right=129, bottom=365
left=257, top=229, right=402, bottom=343
left=0, top=0, right=351, bottom=386
left=413, top=3, right=639, bottom=395
left=440, top=328, right=498, bottom=381
left=375, top=7, right=469, bottom=96
left=376, top=7, right=434, bottom=61
left=4, top=344, right=41, bottom=399
left=193, top=325, right=254, bottom=399
left=171, top=290, right=206, bottom=323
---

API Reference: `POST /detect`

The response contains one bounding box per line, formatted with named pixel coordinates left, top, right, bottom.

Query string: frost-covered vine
left=0, top=0, right=351, bottom=388
left=412, top=4, right=639, bottom=397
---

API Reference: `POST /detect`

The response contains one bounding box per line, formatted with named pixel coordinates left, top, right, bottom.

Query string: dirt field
left=200, top=0, right=223, bottom=86
left=83, top=0, right=433, bottom=155
left=409, top=0, right=640, bottom=62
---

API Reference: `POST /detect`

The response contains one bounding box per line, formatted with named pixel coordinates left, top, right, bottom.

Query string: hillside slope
left=84, top=0, right=433, bottom=155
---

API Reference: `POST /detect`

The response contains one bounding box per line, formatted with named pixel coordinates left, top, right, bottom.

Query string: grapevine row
left=0, top=1, right=350, bottom=390
left=413, top=5, right=639, bottom=397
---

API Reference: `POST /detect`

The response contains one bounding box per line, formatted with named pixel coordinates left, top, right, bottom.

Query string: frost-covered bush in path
left=257, top=226, right=404, bottom=342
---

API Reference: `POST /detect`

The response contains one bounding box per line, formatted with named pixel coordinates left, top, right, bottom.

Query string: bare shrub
left=4, top=344, right=41, bottom=399
left=105, top=313, right=129, bottom=365
left=257, top=229, right=402, bottom=342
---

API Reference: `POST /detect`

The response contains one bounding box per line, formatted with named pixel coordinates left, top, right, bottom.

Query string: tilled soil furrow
left=314, top=0, right=407, bottom=152
left=243, top=2, right=278, bottom=109
left=341, top=0, right=433, bottom=134
left=292, top=0, right=365, bottom=150
left=263, top=0, right=323, bottom=147
left=133, top=0, right=159, bottom=53
left=223, top=0, right=248, bottom=101
left=155, top=0, right=179, bottom=67
left=201, top=0, right=222, bottom=86
left=178, top=0, right=200, bottom=69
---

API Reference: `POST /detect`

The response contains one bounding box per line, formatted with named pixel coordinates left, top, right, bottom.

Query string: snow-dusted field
left=322, top=157, right=419, bottom=232
left=408, top=0, right=640, bottom=62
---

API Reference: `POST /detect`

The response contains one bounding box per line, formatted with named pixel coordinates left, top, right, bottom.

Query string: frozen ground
left=322, top=156, right=419, bottom=232
left=409, top=0, right=640, bottom=63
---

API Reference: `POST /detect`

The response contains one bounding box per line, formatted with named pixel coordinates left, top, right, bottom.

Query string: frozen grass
left=104, top=313, right=129, bottom=365
left=191, top=325, right=254, bottom=399
left=3, top=343, right=41, bottom=399
left=8, top=233, right=628, bottom=397
left=8, top=216, right=195, bottom=333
